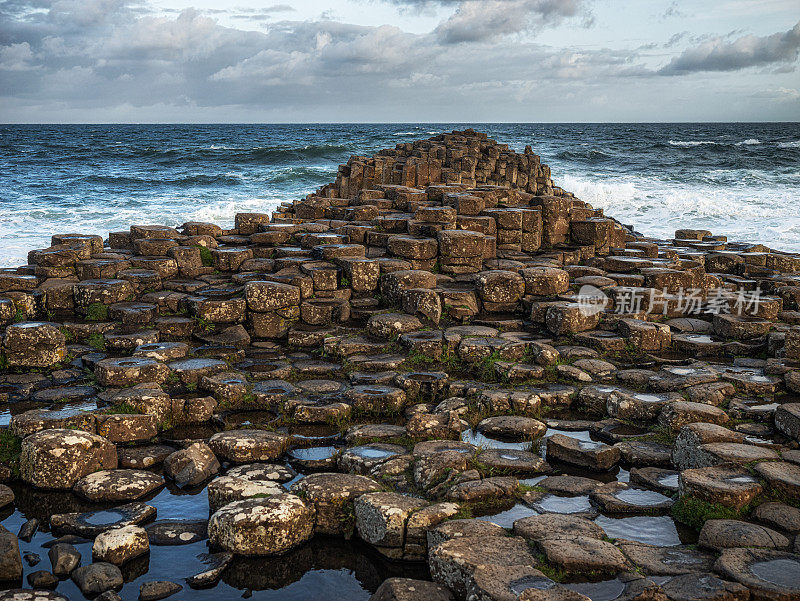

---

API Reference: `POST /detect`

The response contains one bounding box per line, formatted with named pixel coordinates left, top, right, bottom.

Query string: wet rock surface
left=1, top=130, right=800, bottom=600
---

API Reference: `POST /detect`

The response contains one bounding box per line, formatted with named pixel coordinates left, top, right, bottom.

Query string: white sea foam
left=559, top=173, right=800, bottom=253
left=735, top=139, right=761, bottom=145
left=779, top=140, right=800, bottom=148
left=0, top=195, right=284, bottom=268
left=668, top=140, right=717, bottom=147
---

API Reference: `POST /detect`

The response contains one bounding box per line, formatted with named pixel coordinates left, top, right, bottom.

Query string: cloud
left=659, top=20, right=800, bottom=74
left=661, top=1, right=685, bottom=20
left=0, top=0, right=797, bottom=122
left=433, top=0, right=590, bottom=44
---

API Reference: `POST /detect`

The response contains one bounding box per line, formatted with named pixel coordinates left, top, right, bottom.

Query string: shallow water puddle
left=531, top=494, right=593, bottom=514
left=563, top=579, right=626, bottom=601
left=594, top=515, right=682, bottom=546
left=614, top=488, right=672, bottom=506
left=461, top=429, right=532, bottom=451
left=475, top=503, right=537, bottom=528
left=750, top=558, right=800, bottom=588
left=289, top=446, right=339, bottom=461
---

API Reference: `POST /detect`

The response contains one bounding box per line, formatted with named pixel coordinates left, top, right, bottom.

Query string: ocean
left=1, top=122, right=798, bottom=267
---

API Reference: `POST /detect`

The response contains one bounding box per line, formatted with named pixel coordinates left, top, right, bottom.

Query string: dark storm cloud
left=659, top=20, right=800, bottom=74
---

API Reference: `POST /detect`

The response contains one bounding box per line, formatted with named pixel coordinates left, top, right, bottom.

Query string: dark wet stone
left=139, top=580, right=183, bottom=601
left=17, top=518, right=39, bottom=542
left=50, top=502, right=156, bottom=537
left=145, top=520, right=208, bottom=546
left=186, top=551, right=233, bottom=589
left=0, top=525, right=22, bottom=582
left=48, top=542, right=81, bottom=577
left=27, top=569, right=59, bottom=589
left=71, top=561, right=123, bottom=596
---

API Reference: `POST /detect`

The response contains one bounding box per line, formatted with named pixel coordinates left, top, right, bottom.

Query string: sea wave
left=559, top=173, right=800, bottom=252
left=81, top=174, right=242, bottom=186
left=668, top=140, right=718, bottom=147
left=556, top=149, right=614, bottom=160
left=779, top=140, right=800, bottom=148
left=735, top=139, right=761, bottom=146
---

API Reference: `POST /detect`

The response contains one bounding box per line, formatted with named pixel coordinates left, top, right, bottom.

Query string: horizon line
left=2, top=120, right=799, bottom=126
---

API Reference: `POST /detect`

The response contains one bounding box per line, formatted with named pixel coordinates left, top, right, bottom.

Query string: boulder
left=20, top=429, right=117, bottom=490
left=291, top=473, right=382, bottom=536
left=208, top=494, right=314, bottom=556
left=73, top=469, right=164, bottom=502
left=71, top=562, right=123, bottom=597
left=0, top=526, right=22, bottom=582
left=92, top=525, right=150, bottom=565
left=163, top=442, right=219, bottom=488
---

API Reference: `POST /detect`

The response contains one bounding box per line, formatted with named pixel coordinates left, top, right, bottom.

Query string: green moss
left=86, top=333, right=106, bottom=351
left=477, top=351, right=504, bottom=382
left=13, top=308, right=26, bottom=323
left=0, top=430, right=22, bottom=477
left=671, top=495, right=746, bottom=530
left=533, top=552, right=569, bottom=583
left=86, top=303, right=110, bottom=321
left=404, top=350, right=437, bottom=369
left=185, top=382, right=198, bottom=393
left=104, top=402, right=138, bottom=414
left=196, top=245, right=214, bottom=267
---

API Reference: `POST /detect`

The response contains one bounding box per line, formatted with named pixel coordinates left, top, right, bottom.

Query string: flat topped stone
left=290, top=472, right=382, bottom=535
left=73, top=469, right=164, bottom=502
left=338, top=443, right=407, bottom=475
left=590, top=482, right=673, bottom=514
left=207, top=475, right=284, bottom=512
left=477, top=416, right=547, bottom=440
left=753, top=460, right=800, bottom=497
left=208, top=429, right=289, bottom=463
left=225, top=462, right=296, bottom=483
left=20, top=428, right=118, bottom=490
left=537, top=536, right=631, bottom=574
left=616, top=541, right=715, bottom=576
left=659, top=573, right=750, bottom=601
left=545, top=433, right=621, bottom=470
left=679, top=464, right=763, bottom=509
left=513, top=513, right=605, bottom=542
left=429, top=535, right=536, bottom=599
left=714, top=548, right=800, bottom=599
left=476, top=448, right=550, bottom=475
left=699, top=519, right=791, bottom=551
left=145, top=520, right=208, bottom=546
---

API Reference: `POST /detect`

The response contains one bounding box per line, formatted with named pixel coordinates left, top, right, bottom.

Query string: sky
left=0, top=0, right=799, bottom=122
